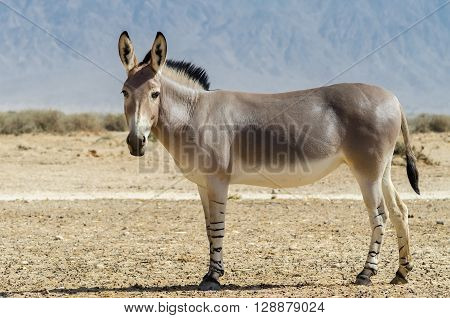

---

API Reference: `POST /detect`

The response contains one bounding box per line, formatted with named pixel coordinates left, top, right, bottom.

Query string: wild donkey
left=118, top=32, right=419, bottom=291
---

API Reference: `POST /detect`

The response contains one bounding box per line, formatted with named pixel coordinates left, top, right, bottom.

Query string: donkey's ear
left=118, top=31, right=138, bottom=73
left=142, top=32, right=167, bottom=73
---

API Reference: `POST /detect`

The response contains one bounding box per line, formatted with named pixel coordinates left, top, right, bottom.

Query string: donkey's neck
left=152, top=76, right=201, bottom=145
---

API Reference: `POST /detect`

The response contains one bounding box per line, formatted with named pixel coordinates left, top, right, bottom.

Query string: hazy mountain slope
left=0, top=0, right=449, bottom=113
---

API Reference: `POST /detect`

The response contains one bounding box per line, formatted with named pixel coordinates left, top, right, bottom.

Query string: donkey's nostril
left=142, top=136, right=146, bottom=144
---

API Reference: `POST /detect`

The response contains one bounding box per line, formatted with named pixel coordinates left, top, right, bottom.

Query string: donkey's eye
left=151, top=92, right=160, bottom=99
left=121, top=90, right=129, bottom=98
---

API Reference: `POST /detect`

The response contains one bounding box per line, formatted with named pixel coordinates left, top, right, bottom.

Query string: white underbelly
left=229, top=153, right=344, bottom=188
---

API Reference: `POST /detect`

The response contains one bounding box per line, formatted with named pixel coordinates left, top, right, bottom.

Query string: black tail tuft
left=406, top=153, right=420, bottom=195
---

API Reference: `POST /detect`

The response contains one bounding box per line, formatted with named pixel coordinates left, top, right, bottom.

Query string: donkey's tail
left=400, top=107, right=420, bottom=195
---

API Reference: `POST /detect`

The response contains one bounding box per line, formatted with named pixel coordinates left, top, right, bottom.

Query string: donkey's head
left=118, top=31, right=167, bottom=156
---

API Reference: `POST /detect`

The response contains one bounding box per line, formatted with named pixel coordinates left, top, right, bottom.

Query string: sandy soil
left=0, top=199, right=448, bottom=298
left=0, top=132, right=449, bottom=297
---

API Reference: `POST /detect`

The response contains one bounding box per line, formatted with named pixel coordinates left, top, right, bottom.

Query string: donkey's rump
left=324, top=83, right=402, bottom=179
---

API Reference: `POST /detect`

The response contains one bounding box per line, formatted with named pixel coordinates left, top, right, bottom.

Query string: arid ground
left=0, top=132, right=448, bottom=297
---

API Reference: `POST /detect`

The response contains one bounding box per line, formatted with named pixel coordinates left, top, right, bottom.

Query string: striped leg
left=198, top=177, right=229, bottom=291
left=355, top=178, right=387, bottom=286
left=198, top=185, right=212, bottom=255
left=382, top=162, right=413, bottom=284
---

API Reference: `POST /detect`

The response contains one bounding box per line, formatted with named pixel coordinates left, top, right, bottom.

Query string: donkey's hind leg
left=382, top=160, right=413, bottom=284
left=353, top=176, right=387, bottom=286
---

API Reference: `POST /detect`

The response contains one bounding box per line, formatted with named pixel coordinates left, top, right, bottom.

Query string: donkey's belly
left=229, top=153, right=344, bottom=188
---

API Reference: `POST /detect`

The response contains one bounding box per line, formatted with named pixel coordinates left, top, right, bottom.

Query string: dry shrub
left=393, top=141, right=438, bottom=166
left=0, top=110, right=65, bottom=134
left=413, top=145, right=438, bottom=165
left=409, top=114, right=450, bottom=133
left=0, top=110, right=128, bottom=134
left=63, top=113, right=103, bottom=132
left=103, top=114, right=127, bottom=131
left=393, top=141, right=405, bottom=156
left=428, top=115, right=449, bottom=132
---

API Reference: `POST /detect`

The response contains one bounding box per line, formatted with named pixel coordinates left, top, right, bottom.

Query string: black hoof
left=355, top=268, right=375, bottom=286
left=198, top=276, right=221, bottom=291
left=355, top=274, right=372, bottom=286
left=390, top=271, right=408, bottom=285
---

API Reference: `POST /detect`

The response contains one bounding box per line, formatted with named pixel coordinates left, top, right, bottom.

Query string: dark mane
left=165, top=59, right=210, bottom=91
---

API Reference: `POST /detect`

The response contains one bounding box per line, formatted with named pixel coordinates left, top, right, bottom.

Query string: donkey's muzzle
left=126, top=133, right=146, bottom=157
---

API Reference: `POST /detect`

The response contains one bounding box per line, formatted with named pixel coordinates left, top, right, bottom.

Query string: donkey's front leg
left=198, top=185, right=212, bottom=261
left=198, top=177, right=229, bottom=291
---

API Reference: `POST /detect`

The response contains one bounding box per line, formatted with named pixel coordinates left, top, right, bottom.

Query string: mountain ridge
left=0, top=0, right=449, bottom=113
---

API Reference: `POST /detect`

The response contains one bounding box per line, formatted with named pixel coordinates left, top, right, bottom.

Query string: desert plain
left=0, top=132, right=448, bottom=297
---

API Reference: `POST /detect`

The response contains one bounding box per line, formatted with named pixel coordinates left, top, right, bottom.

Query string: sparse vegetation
left=409, top=114, right=450, bottom=133
left=0, top=111, right=448, bottom=135
left=390, top=114, right=448, bottom=166
left=0, top=110, right=127, bottom=135
left=394, top=141, right=439, bottom=166
left=103, top=113, right=128, bottom=132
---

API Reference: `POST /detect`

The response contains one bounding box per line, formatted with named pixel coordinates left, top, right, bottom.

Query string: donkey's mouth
left=127, top=143, right=145, bottom=157
left=129, top=147, right=145, bottom=157
left=127, top=134, right=147, bottom=157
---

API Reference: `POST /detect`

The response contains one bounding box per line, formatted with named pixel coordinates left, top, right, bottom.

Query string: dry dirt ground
left=0, top=132, right=448, bottom=297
